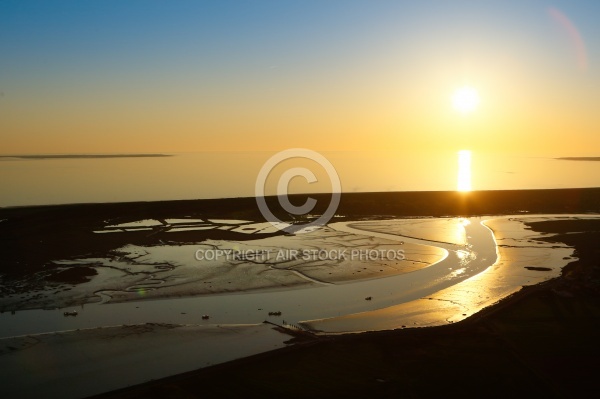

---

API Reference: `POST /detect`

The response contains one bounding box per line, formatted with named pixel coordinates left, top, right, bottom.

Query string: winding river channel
left=0, top=217, right=501, bottom=338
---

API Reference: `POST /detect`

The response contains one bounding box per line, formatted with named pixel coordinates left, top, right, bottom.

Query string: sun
left=452, top=86, right=480, bottom=114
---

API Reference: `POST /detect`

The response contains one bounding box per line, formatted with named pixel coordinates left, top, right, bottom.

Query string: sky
left=1, top=0, right=598, bottom=156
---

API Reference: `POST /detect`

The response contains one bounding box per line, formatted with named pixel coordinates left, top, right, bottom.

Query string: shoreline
left=2, top=186, right=600, bottom=213
left=1, top=214, right=584, bottom=336
left=2, top=188, right=599, bottom=304
left=1, top=214, right=566, bottom=333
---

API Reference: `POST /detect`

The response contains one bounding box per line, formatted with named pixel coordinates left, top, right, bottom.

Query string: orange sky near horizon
left=1, top=1, right=598, bottom=157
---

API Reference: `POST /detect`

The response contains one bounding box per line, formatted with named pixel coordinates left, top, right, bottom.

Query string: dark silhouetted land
left=0, top=154, right=172, bottom=159
left=556, top=157, right=600, bottom=161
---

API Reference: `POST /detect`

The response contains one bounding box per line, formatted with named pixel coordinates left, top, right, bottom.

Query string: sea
left=0, top=151, right=598, bottom=207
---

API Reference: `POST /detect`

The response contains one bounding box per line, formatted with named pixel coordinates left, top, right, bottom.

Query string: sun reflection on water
left=457, top=150, right=472, bottom=192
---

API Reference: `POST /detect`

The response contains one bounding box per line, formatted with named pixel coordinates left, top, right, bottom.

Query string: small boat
left=268, top=311, right=282, bottom=316
left=365, top=296, right=372, bottom=301
left=63, top=310, right=78, bottom=316
left=202, top=315, right=210, bottom=320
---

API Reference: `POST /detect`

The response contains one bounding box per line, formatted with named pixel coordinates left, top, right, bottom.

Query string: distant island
left=0, top=154, right=173, bottom=160
left=556, top=157, right=600, bottom=161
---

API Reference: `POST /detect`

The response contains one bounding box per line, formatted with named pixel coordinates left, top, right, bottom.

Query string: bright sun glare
left=452, top=86, right=480, bottom=114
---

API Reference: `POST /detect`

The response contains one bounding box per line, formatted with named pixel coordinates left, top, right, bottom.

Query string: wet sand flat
left=0, top=222, right=443, bottom=311
left=0, top=323, right=288, bottom=399
left=0, top=212, right=596, bottom=337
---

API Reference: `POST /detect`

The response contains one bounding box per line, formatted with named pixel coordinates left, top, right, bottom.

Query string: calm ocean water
left=0, top=151, right=598, bottom=207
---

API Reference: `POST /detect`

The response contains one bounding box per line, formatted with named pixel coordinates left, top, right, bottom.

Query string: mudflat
left=93, top=216, right=600, bottom=399
left=1, top=188, right=599, bottom=398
